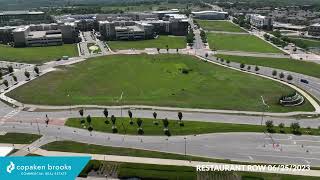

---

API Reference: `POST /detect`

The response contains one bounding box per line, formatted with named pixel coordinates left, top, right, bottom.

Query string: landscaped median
left=6, top=54, right=314, bottom=112
left=216, top=54, right=320, bottom=79
left=65, top=117, right=320, bottom=136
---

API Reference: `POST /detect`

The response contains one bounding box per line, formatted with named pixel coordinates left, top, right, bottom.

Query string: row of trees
left=186, top=28, right=195, bottom=45
left=78, top=108, right=185, bottom=136
left=265, top=120, right=306, bottom=135
left=272, top=70, right=293, bottom=81
left=1, top=66, right=40, bottom=89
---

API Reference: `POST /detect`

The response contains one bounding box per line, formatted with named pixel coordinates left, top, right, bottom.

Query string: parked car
left=300, top=79, right=309, bottom=84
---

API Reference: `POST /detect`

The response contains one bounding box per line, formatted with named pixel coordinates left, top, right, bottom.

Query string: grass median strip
left=7, top=54, right=313, bottom=112
left=216, top=54, right=320, bottom=79
left=65, top=117, right=320, bottom=136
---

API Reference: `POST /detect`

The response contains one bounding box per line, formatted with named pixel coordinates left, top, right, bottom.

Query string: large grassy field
left=288, top=37, right=320, bottom=49
left=65, top=117, right=320, bottom=136
left=7, top=54, right=313, bottom=112
left=196, top=20, right=246, bottom=32
left=0, top=133, right=41, bottom=144
left=107, top=36, right=186, bottom=50
left=0, top=44, right=78, bottom=64
left=207, top=33, right=282, bottom=53
left=216, top=54, right=320, bottom=78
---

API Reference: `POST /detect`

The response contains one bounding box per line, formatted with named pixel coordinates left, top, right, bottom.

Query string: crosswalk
left=0, top=108, right=22, bottom=135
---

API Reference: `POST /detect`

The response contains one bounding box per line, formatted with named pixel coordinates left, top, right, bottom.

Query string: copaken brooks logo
left=6, top=162, right=72, bottom=176
left=6, top=161, right=15, bottom=174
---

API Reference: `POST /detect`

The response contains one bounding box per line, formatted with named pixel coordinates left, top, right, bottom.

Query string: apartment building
left=192, top=11, right=228, bottom=20
left=246, top=14, right=273, bottom=30
left=308, top=23, right=320, bottom=36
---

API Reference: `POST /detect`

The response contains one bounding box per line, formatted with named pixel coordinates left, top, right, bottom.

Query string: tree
left=153, top=112, right=158, bottom=125
left=176, top=48, right=179, bottom=53
left=220, top=58, right=224, bottom=63
left=279, top=72, right=285, bottom=79
left=137, top=118, right=144, bottom=135
left=12, top=75, right=18, bottom=84
left=111, top=115, right=117, bottom=133
left=79, top=109, right=84, bottom=124
left=247, top=66, right=251, bottom=71
left=240, top=63, right=245, bottom=69
left=103, top=108, right=109, bottom=124
left=128, top=110, right=133, bottom=125
left=88, top=126, right=93, bottom=136
left=287, top=75, right=293, bottom=81
left=205, top=53, right=208, bottom=58
left=157, top=48, right=160, bottom=53
left=3, top=80, right=9, bottom=88
left=86, top=115, right=92, bottom=125
left=0, top=71, right=2, bottom=79
left=166, top=45, right=169, bottom=53
left=290, top=122, right=301, bottom=135
left=226, top=60, right=230, bottom=65
left=265, top=120, right=274, bottom=133
left=162, top=118, right=170, bottom=136
left=24, top=71, right=30, bottom=80
left=178, top=112, right=184, bottom=126
left=7, top=66, right=13, bottom=73
left=272, top=70, right=277, bottom=76
left=279, top=123, right=285, bottom=133
left=255, top=66, right=260, bottom=72
left=34, top=66, right=40, bottom=76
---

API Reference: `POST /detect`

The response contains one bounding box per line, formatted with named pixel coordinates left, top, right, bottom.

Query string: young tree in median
left=86, top=115, right=92, bottom=125
left=279, top=123, right=285, bottom=133
left=162, top=118, right=170, bottom=136
left=7, top=66, right=14, bottom=73
left=103, top=108, right=109, bottom=124
left=287, top=75, right=293, bottom=81
left=255, top=66, right=260, bottom=72
left=24, top=71, right=30, bottom=80
left=290, top=122, right=301, bottom=135
left=272, top=70, right=277, bottom=77
left=111, top=115, right=117, bottom=133
left=0, top=71, right=2, bottom=79
left=226, top=60, right=230, bottom=66
left=12, top=75, right=18, bottom=84
left=136, top=118, right=144, bottom=135
left=88, top=125, right=93, bottom=136
left=79, top=109, right=84, bottom=124
left=3, top=80, right=9, bottom=88
left=240, top=63, right=245, bottom=69
left=279, top=72, right=285, bottom=79
left=128, top=110, right=133, bottom=125
left=178, top=112, right=184, bottom=126
left=34, top=66, right=40, bottom=76
left=153, top=112, right=158, bottom=125
left=265, top=120, right=274, bottom=133
left=157, top=48, right=160, bottom=53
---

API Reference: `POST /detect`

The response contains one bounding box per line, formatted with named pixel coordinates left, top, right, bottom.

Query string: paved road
left=215, top=50, right=290, bottom=59
left=2, top=122, right=320, bottom=166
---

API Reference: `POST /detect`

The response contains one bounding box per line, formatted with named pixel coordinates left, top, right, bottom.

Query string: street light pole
left=184, top=137, right=187, bottom=159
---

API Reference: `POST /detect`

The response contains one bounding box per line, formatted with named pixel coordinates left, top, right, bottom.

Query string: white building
left=246, top=14, right=273, bottom=30
left=308, top=23, right=320, bottom=36
left=192, top=11, right=228, bottom=20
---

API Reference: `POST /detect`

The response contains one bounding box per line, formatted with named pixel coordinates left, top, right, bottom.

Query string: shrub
left=287, top=75, right=293, bottom=81
left=240, top=63, right=245, bottom=69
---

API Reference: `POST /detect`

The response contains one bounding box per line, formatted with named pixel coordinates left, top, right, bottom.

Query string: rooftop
left=192, top=11, right=228, bottom=14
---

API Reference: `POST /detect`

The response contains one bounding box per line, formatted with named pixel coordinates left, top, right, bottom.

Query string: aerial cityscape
left=0, top=0, right=320, bottom=179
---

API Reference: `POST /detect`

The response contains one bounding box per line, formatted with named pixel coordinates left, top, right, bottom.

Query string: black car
left=300, top=79, right=309, bottom=84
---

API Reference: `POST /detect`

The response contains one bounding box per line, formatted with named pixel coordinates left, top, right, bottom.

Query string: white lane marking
left=248, top=156, right=253, bottom=160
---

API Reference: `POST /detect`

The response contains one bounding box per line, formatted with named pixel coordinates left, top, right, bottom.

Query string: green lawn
left=80, top=160, right=319, bottom=180
left=216, top=54, right=320, bottom=79
left=0, top=44, right=78, bottom=64
left=0, top=133, right=41, bottom=144
left=107, top=35, right=186, bottom=50
left=196, top=20, right=246, bottom=32
left=65, top=117, right=320, bottom=136
left=288, top=37, right=320, bottom=49
left=207, top=33, right=282, bottom=53
left=7, top=54, right=313, bottom=112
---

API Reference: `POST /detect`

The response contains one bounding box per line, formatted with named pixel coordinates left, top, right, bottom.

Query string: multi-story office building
left=192, top=11, right=228, bottom=20
left=246, top=14, right=273, bottom=30
left=0, top=26, right=15, bottom=43
left=0, top=11, right=53, bottom=26
left=308, top=23, right=320, bottom=36
left=11, top=23, right=79, bottom=47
